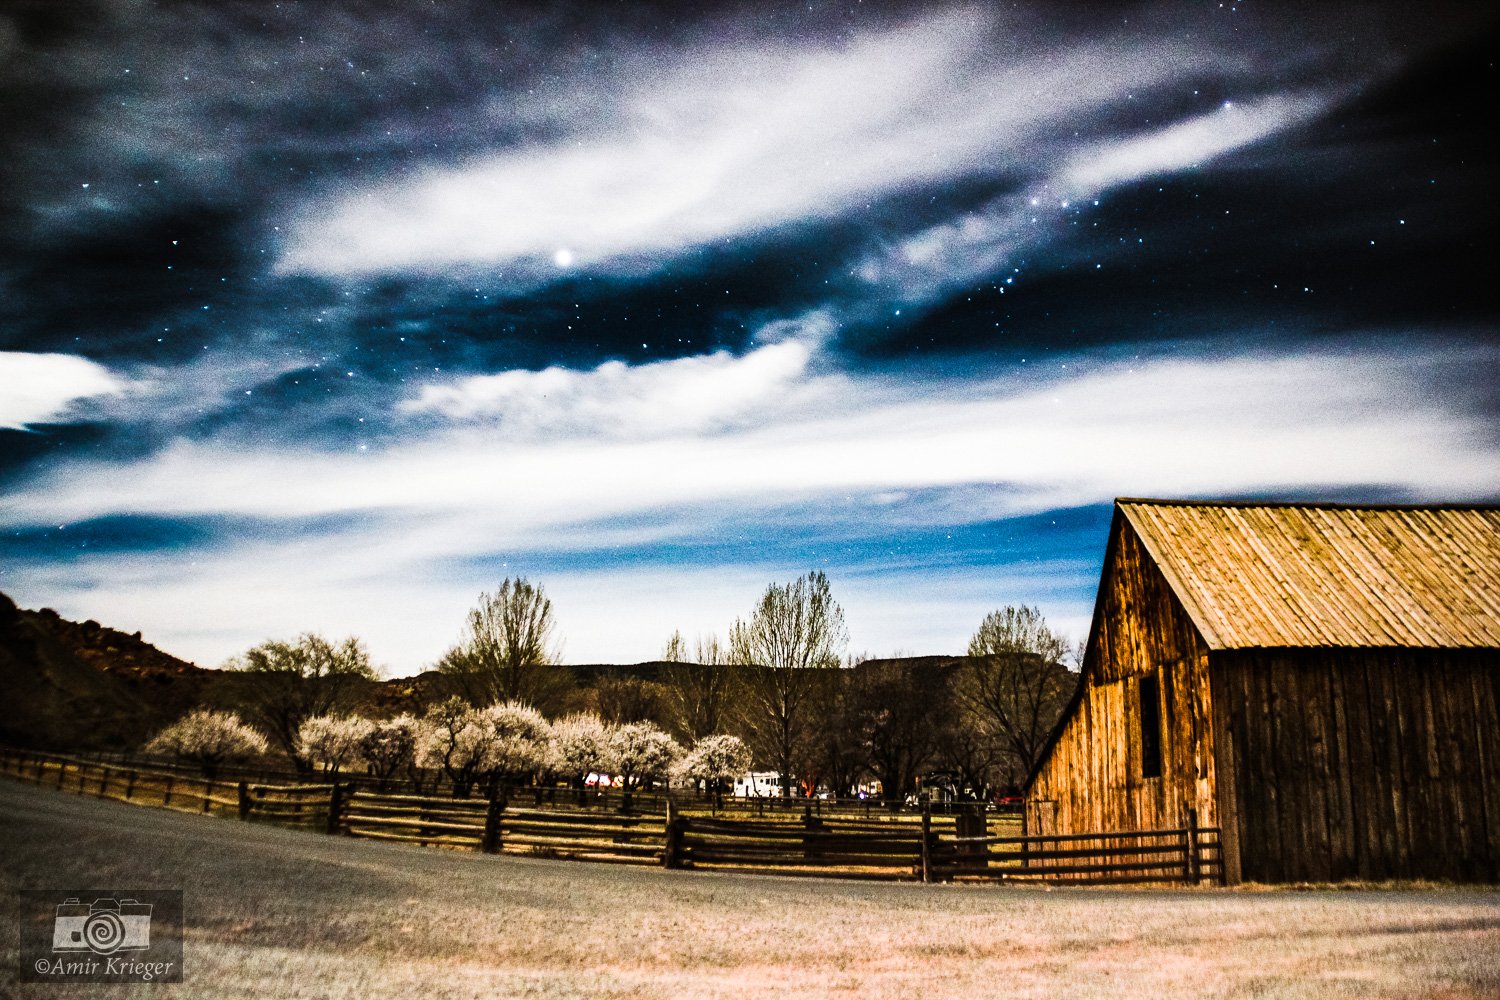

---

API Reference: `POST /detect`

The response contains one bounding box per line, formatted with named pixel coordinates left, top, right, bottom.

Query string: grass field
left=3, top=780, right=1498, bottom=999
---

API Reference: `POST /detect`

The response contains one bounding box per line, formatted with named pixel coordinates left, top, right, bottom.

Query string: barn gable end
left=1027, top=508, right=1218, bottom=842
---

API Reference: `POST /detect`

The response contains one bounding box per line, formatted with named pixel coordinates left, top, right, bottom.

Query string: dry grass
left=2, top=779, right=1497, bottom=999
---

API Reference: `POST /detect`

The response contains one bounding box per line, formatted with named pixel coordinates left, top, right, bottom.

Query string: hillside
left=0, top=593, right=454, bottom=752
left=0, top=591, right=217, bottom=750
left=1, top=592, right=977, bottom=754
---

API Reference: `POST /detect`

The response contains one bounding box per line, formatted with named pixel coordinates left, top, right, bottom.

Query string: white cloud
left=0, top=352, right=128, bottom=430
left=401, top=327, right=833, bottom=439
left=856, top=92, right=1334, bottom=306
left=4, top=338, right=1493, bottom=673
left=0, top=542, right=1094, bottom=674
left=276, top=9, right=1214, bottom=281
left=1059, top=95, right=1326, bottom=194
left=5, top=340, right=1493, bottom=528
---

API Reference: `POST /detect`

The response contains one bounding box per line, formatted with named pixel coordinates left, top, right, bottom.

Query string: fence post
left=662, top=799, right=688, bottom=869
left=125, top=770, right=137, bottom=801
left=162, top=774, right=175, bottom=806
left=1020, top=804, right=1030, bottom=872
left=1186, top=808, right=1200, bottom=884
left=482, top=792, right=506, bottom=854
left=326, top=783, right=347, bottom=836
left=802, top=806, right=824, bottom=862
left=201, top=779, right=214, bottom=813
left=956, top=805, right=987, bottom=871
left=920, top=796, right=933, bottom=883
left=237, top=781, right=252, bottom=821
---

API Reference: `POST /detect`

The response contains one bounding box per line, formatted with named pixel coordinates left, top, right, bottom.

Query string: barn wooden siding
left=1215, top=648, right=1500, bottom=883
left=1028, top=512, right=1220, bottom=847
left=1028, top=499, right=1499, bottom=885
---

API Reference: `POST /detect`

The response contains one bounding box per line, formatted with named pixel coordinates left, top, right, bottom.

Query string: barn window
left=1138, top=671, right=1163, bottom=779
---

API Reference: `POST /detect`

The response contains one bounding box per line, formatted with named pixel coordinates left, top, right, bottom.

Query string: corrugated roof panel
left=1117, top=500, right=1500, bottom=649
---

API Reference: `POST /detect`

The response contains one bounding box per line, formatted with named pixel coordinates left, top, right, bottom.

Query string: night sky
left=2, top=1, right=1496, bottom=675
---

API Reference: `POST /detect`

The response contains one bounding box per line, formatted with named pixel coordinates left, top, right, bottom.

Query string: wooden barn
left=1026, top=499, right=1500, bottom=884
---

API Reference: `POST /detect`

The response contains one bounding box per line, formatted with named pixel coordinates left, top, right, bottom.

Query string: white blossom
left=296, top=714, right=375, bottom=774
left=605, top=721, right=681, bottom=791
left=478, top=700, right=551, bottom=777
left=359, top=714, right=419, bottom=781
left=674, top=734, right=752, bottom=785
left=417, top=697, right=494, bottom=779
left=548, top=713, right=612, bottom=781
left=143, top=709, right=269, bottom=777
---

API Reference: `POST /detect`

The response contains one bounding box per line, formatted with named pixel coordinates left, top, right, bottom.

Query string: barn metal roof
left=1117, top=499, right=1500, bottom=649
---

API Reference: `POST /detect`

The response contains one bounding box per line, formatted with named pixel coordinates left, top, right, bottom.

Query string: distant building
left=733, top=772, right=784, bottom=797
left=1027, top=499, right=1500, bottom=884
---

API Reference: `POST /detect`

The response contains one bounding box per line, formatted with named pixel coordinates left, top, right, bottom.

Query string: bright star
left=553, top=248, right=574, bottom=267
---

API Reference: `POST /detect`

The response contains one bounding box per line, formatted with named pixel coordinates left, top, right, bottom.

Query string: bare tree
left=934, top=719, right=1001, bottom=803
left=803, top=675, right=863, bottom=799
left=846, top=659, right=953, bottom=806
left=730, top=570, right=848, bottom=797
left=659, top=632, right=738, bottom=742
left=661, top=629, right=688, bottom=664
left=588, top=674, right=669, bottom=726
left=958, top=606, right=1078, bottom=790
left=229, top=634, right=378, bottom=771
left=438, top=578, right=570, bottom=711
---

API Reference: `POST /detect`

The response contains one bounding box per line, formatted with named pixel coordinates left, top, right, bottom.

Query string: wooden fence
left=668, top=809, right=948, bottom=879
left=1, top=746, right=1219, bottom=885
left=239, top=782, right=338, bottom=831
left=0, top=746, right=243, bottom=817
left=76, top=748, right=989, bottom=818
left=337, top=789, right=496, bottom=850
left=928, top=824, right=1223, bottom=885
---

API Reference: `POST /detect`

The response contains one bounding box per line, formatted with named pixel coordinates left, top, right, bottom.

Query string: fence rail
left=69, top=748, right=996, bottom=818
left=929, top=824, right=1223, bottom=885
left=669, top=808, right=952, bottom=878
left=1, top=746, right=1219, bottom=886
left=0, top=746, right=242, bottom=817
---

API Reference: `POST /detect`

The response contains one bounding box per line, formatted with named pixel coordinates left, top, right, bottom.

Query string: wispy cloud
left=6, top=337, right=1492, bottom=529
left=400, top=315, right=840, bottom=439
left=853, top=93, right=1335, bottom=308
left=274, top=8, right=1311, bottom=285
left=1061, top=95, right=1328, bottom=193
left=0, top=352, right=129, bottom=430
left=6, top=334, right=1491, bottom=671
